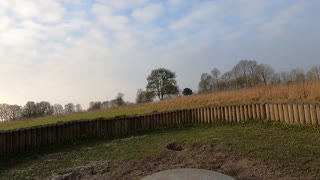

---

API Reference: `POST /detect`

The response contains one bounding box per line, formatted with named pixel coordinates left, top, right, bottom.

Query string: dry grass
left=1, top=80, right=320, bottom=130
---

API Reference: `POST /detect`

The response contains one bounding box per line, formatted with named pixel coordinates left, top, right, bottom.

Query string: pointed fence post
left=304, top=104, right=311, bottom=125
left=298, top=104, right=305, bottom=125
left=293, top=104, right=299, bottom=124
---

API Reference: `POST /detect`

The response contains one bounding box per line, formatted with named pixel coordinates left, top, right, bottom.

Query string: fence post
left=310, top=104, right=318, bottom=126
left=283, top=104, right=289, bottom=123
left=288, top=104, right=294, bottom=124
left=6, top=131, right=13, bottom=153
left=25, top=128, right=32, bottom=151
left=224, top=106, right=229, bottom=122
left=251, top=104, right=256, bottom=119
left=247, top=104, right=251, bottom=120
left=0, top=131, right=5, bottom=154
left=292, top=104, right=298, bottom=124
left=298, top=104, right=305, bottom=125
left=235, top=105, right=240, bottom=122
left=304, top=104, right=311, bottom=125
left=273, top=104, right=279, bottom=121
left=255, top=104, right=261, bottom=120
left=270, top=104, right=275, bottom=120
left=316, top=103, right=320, bottom=125
left=244, top=105, right=248, bottom=121
left=260, top=104, right=266, bottom=120
left=278, top=104, right=284, bottom=122
left=266, top=103, right=270, bottom=120
left=19, top=128, right=26, bottom=153
left=240, top=105, right=245, bottom=121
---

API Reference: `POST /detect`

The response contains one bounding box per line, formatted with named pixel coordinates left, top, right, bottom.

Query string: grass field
left=1, top=80, right=320, bottom=131
left=1, top=120, right=320, bottom=179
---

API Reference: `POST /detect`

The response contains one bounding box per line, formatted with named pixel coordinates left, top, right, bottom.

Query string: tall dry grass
left=144, top=79, right=320, bottom=110
left=1, top=79, right=320, bottom=130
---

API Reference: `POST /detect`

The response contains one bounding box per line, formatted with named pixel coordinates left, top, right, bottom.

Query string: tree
left=53, top=104, right=64, bottom=115
left=146, top=68, right=179, bottom=100
left=182, top=88, right=193, bottom=96
left=75, top=104, right=82, bottom=112
left=198, top=73, right=212, bottom=93
left=290, top=68, right=305, bottom=81
left=22, top=101, right=37, bottom=118
left=88, top=101, right=101, bottom=111
left=307, top=65, right=320, bottom=80
left=115, top=92, right=125, bottom=106
left=64, top=103, right=75, bottom=114
left=136, top=89, right=154, bottom=103
left=256, top=64, right=275, bottom=85
left=211, top=68, right=221, bottom=90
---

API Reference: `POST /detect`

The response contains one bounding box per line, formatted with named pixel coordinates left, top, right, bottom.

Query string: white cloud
left=169, top=1, right=217, bottom=30
left=132, top=3, right=164, bottom=23
left=260, top=1, right=307, bottom=38
left=11, top=0, right=65, bottom=23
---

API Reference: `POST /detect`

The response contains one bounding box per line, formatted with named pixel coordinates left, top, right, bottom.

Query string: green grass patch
left=1, top=120, right=320, bottom=179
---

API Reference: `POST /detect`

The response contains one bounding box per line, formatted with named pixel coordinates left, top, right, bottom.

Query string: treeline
left=198, top=60, right=320, bottom=93
left=0, top=92, right=131, bottom=122
left=87, top=92, right=131, bottom=111
left=0, top=102, right=82, bottom=122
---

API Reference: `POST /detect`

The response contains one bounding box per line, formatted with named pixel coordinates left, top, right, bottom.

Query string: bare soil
left=50, top=142, right=303, bottom=180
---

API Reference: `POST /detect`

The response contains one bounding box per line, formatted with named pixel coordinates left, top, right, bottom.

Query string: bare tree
left=256, top=64, right=275, bottom=85
left=211, top=68, right=221, bottom=90
left=136, top=89, right=154, bottom=103
left=307, top=65, right=320, bottom=80
left=198, top=73, right=212, bottom=93
left=290, top=68, right=305, bottom=81
left=64, top=103, right=75, bottom=114
left=53, top=104, right=64, bottom=115
left=75, top=104, right=82, bottom=112
left=280, top=71, right=291, bottom=82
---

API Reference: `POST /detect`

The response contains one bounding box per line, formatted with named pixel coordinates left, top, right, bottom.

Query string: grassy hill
left=1, top=80, right=319, bottom=131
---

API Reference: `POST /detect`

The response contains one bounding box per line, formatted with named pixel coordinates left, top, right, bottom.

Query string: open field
left=1, top=80, right=320, bottom=131
left=1, top=120, right=320, bottom=179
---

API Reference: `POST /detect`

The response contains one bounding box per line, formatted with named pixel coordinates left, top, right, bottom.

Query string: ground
left=1, top=121, right=320, bottom=179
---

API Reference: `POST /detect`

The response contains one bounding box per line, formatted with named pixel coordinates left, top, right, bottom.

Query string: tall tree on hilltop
left=146, top=68, right=179, bottom=100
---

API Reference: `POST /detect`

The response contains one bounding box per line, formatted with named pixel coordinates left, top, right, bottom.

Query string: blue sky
left=0, top=0, right=319, bottom=108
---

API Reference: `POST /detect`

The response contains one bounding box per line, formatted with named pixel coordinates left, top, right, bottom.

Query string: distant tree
left=182, top=88, right=193, bottom=96
left=307, top=65, right=320, bottom=80
left=146, top=68, right=179, bottom=100
left=53, top=104, right=64, bottom=115
left=290, top=68, right=305, bottom=81
left=211, top=68, right=221, bottom=90
left=64, top=103, right=75, bottom=114
left=198, top=73, right=212, bottom=93
left=22, top=101, right=37, bottom=118
left=101, top=101, right=110, bottom=109
left=136, top=88, right=154, bottom=103
left=75, top=104, right=82, bottom=112
left=115, top=92, right=125, bottom=106
left=256, top=64, right=275, bottom=85
left=36, top=101, right=53, bottom=117
left=88, top=101, right=101, bottom=111
left=280, top=71, right=291, bottom=83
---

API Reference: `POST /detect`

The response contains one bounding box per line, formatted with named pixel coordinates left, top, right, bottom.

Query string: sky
left=0, top=0, right=319, bottom=108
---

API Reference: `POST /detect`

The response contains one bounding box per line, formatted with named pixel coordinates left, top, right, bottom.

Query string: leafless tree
left=198, top=73, right=213, bottom=93
left=53, top=104, right=64, bottom=115
left=256, top=64, right=275, bottom=85
left=307, top=65, right=320, bottom=80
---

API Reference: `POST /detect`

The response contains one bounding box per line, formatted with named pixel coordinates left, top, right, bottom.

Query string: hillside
left=1, top=79, right=319, bottom=131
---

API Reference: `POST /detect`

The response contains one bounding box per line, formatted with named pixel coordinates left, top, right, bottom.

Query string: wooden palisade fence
left=0, top=103, right=320, bottom=154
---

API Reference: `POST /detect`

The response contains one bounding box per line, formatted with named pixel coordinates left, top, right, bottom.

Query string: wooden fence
left=0, top=103, right=319, bottom=154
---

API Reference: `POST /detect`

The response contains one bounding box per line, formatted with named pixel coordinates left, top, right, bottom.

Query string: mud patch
left=166, top=142, right=185, bottom=151
left=50, top=161, right=112, bottom=180
left=51, top=143, right=299, bottom=180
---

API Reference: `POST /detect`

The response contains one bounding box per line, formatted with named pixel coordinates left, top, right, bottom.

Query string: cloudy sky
left=0, top=0, right=319, bottom=108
